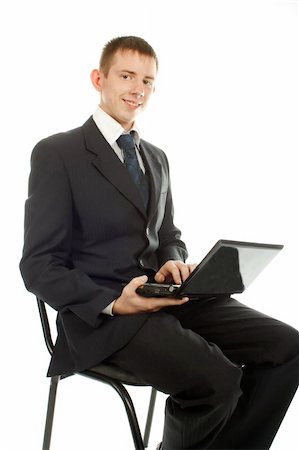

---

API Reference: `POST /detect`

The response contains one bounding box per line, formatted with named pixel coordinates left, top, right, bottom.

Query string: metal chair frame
left=37, top=298, right=157, bottom=450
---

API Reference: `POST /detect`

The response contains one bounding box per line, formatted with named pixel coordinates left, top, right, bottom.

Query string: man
left=20, top=36, right=299, bottom=449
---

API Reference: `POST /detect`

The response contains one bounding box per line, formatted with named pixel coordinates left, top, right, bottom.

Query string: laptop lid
left=177, top=239, right=283, bottom=297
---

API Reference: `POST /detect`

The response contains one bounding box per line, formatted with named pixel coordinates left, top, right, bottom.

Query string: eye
left=143, top=79, right=153, bottom=87
left=121, top=74, right=131, bottom=80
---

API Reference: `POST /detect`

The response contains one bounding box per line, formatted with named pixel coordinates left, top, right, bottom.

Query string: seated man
left=20, top=35, right=299, bottom=449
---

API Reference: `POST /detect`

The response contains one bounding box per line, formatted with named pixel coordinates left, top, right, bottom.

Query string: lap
left=107, top=311, right=241, bottom=395
left=167, top=295, right=299, bottom=365
left=107, top=296, right=299, bottom=393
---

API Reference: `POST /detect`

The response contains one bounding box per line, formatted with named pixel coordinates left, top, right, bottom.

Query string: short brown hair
left=99, top=36, right=158, bottom=76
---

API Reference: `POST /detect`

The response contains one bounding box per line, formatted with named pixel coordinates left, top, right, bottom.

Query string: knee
left=174, top=361, right=242, bottom=413
left=266, top=320, right=299, bottom=364
left=212, top=362, right=243, bottom=407
left=190, top=359, right=243, bottom=409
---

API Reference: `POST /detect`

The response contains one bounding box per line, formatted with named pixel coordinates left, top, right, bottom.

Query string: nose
left=131, top=80, right=144, bottom=98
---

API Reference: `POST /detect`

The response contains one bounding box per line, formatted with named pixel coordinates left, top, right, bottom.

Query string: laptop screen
left=179, top=240, right=283, bottom=296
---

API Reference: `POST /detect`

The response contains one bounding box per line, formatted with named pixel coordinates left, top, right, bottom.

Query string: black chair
left=37, top=298, right=158, bottom=450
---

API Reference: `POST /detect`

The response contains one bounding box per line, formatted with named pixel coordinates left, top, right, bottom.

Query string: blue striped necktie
left=117, top=133, right=149, bottom=209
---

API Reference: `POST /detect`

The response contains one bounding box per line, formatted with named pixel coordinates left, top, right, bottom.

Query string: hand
left=155, top=260, right=198, bottom=285
left=112, top=275, right=189, bottom=315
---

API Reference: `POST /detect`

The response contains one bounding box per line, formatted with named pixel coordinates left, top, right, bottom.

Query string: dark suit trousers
left=106, top=296, right=299, bottom=449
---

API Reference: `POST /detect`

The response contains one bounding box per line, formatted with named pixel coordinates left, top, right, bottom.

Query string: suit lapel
left=139, top=141, right=163, bottom=221
left=82, top=117, right=146, bottom=217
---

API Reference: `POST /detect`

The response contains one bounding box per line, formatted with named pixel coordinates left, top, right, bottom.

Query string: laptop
left=136, top=240, right=283, bottom=299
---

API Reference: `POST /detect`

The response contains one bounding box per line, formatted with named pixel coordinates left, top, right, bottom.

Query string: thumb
left=133, top=275, right=148, bottom=287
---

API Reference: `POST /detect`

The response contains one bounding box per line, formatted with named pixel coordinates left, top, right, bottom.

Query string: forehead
left=109, top=49, right=157, bottom=77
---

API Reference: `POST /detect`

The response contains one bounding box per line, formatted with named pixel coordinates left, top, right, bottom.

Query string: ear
left=90, top=69, right=103, bottom=92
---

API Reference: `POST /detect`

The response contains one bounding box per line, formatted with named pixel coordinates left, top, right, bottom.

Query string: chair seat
left=85, top=363, right=149, bottom=386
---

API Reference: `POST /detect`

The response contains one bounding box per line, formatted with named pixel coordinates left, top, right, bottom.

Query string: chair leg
left=107, top=380, right=145, bottom=450
left=143, top=388, right=157, bottom=448
left=42, top=375, right=60, bottom=450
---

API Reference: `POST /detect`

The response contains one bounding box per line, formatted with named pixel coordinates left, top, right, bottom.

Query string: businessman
left=20, top=36, right=299, bottom=449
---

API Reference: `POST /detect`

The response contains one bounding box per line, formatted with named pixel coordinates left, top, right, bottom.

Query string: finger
left=154, top=272, right=165, bottom=283
left=179, top=264, right=191, bottom=282
left=188, top=263, right=198, bottom=273
left=170, top=264, right=183, bottom=284
left=147, top=296, right=189, bottom=310
left=156, top=263, right=172, bottom=279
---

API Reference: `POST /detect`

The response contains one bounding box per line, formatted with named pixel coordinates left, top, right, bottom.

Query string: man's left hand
left=155, top=260, right=197, bottom=285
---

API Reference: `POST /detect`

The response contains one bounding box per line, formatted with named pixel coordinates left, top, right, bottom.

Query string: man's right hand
left=112, top=275, right=189, bottom=315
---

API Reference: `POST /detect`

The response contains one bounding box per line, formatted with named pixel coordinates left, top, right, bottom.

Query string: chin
left=121, top=114, right=138, bottom=127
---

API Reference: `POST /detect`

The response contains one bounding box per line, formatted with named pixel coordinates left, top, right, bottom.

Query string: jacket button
left=139, top=259, right=145, bottom=267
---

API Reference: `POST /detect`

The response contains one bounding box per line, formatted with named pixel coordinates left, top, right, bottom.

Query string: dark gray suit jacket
left=20, top=117, right=188, bottom=376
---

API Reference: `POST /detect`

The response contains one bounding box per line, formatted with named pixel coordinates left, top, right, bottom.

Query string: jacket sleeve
left=19, top=139, right=120, bottom=328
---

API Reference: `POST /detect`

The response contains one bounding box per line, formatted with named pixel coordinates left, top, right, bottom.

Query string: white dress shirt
left=92, top=106, right=145, bottom=171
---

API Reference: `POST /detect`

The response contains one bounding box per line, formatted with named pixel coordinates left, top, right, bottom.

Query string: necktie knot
left=117, top=133, right=135, bottom=153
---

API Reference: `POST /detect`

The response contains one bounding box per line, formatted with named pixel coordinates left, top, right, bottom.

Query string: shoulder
left=30, top=117, right=95, bottom=164
left=32, top=125, right=83, bottom=160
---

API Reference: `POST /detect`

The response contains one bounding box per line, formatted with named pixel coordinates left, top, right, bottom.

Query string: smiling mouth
left=123, top=99, right=143, bottom=108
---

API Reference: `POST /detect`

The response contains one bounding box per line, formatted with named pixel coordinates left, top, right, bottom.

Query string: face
left=91, top=50, right=157, bottom=130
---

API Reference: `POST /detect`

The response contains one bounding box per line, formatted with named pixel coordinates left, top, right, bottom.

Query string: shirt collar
left=92, top=106, right=141, bottom=147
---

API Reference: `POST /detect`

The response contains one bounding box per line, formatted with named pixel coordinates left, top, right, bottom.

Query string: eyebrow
left=119, top=70, right=155, bottom=80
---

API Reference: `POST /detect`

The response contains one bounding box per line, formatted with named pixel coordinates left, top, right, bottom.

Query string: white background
left=0, top=1, right=298, bottom=449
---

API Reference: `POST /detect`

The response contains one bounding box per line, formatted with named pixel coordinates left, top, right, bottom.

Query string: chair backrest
left=37, top=298, right=54, bottom=356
